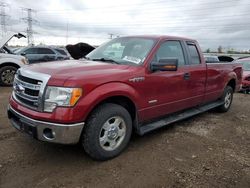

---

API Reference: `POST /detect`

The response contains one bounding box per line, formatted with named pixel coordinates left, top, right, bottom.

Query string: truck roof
left=120, top=35, right=196, bottom=42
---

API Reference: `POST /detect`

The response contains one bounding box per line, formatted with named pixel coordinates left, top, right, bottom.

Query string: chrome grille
left=12, top=68, right=51, bottom=111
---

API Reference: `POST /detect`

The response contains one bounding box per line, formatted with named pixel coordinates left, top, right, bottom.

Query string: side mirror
left=21, top=52, right=26, bottom=56
left=151, top=58, right=178, bottom=72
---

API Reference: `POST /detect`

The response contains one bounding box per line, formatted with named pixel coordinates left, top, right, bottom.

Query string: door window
left=24, top=48, right=38, bottom=54
left=187, top=44, right=201, bottom=65
left=37, top=48, right=55, bottom=54
left=155, top=41, right=186, bottom=66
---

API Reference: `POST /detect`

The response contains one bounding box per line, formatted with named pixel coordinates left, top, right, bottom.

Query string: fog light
left=43, top=128, right=55, bottom=140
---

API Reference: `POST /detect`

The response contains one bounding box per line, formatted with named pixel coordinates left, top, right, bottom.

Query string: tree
left=218, top=46, right=223, bottom=53
left=205, top=48, right=210, bottom=53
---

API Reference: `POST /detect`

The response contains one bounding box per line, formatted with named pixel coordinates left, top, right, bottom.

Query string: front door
left=139, top=40, right=194, bottom=122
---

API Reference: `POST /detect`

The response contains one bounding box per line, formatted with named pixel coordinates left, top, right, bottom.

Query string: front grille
left=17, top=74, right=41, bottom=85
left=13, top=75, right=42, bottom=110
left=12, top=68, right=50, bottom=111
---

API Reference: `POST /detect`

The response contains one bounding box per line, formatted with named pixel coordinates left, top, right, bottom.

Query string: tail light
left=245, top=76, right=250, bottom=81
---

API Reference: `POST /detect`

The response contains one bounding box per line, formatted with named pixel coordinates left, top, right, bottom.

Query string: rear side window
left=37, top=48, right=55, bottom=54
left=187, top=43, right=201, bottom=65
left=155, top=41, right=186, bottom=66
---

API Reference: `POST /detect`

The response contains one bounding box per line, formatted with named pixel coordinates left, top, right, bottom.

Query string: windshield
left=86, top=37, right=156, bottom=65
left=243, top=61, right=250, bottom=71
left=55, top=49, right=67, bottom=55
left=14, top=47, right=25, bottom=54
left=238, top=60, right=250, bottom=71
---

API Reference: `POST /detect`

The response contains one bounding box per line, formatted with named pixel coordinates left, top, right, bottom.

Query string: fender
left=76, top=82, right=140, bottom=121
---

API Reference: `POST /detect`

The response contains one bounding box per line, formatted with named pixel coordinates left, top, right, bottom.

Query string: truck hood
left=24, top=60, right=131, bottom=84
left=0, top=32, right=26, bottom=49
left=0, top=52, right=24, bottom=60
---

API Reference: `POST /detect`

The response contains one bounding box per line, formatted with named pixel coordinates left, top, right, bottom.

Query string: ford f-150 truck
left=7, top=35, right=242, bottom=160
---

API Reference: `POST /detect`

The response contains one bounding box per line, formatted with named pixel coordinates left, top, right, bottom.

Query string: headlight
left=21, top=58, right=29, bottom=65
left=44, top=86, right=82, bottom=112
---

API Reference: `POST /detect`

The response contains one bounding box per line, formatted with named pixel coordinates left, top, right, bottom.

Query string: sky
left=2, top=0, right=250, bottom=51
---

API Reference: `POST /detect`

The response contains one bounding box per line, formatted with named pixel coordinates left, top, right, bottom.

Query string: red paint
left=237, top=58, right=250, bottom=90
left=9, top=36, right=242, bottom=124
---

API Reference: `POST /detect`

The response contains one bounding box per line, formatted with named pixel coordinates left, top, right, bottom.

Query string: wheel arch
left=227, top=78, right=236, bottom=92
left=0, top=62, right=20, bottom=69
left=85, top=95, right=138, bottom=132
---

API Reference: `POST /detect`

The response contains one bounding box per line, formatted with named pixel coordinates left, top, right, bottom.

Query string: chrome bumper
left=7, top=105, right=84, bottom=144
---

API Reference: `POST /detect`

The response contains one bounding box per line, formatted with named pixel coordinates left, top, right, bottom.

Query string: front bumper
left=7, top=105, right=84, bottom=144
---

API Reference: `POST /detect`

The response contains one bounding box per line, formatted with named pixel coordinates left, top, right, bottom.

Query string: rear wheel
left=217, top=86, right=233, bottom=112
left=0, top=66, right=17, bottom=86
left=82, top=103, right=132, bottom=160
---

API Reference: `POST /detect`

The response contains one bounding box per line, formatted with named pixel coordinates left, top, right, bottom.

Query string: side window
left=24, top=48, right=37, bottom=54
left=155, top=41, right=185, bottom=66
left=37, top=48, right=55, bottom=54
left=187, top=44, right=201, bottom=65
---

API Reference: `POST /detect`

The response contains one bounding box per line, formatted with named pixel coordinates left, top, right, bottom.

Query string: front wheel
left=217, top=86, right=233, bottom=112
left=0, top=66, right=17, bottom=86
left=82, top=103, right=132, bottom=161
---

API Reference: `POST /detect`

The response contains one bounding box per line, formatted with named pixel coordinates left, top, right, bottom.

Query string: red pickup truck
left=8, top=35, right=242, bottom=160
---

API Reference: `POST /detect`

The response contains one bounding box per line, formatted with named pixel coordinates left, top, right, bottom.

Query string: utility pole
left=0, top=2, right=9, bottom=37
left=66, top=22, right=69, bottom=45
left=108, top=33, right=114, bottom=39
left=21, top=8, right=37, bottom=45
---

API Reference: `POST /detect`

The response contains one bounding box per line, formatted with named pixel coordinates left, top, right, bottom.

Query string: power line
left=36, top=0, right=241, bottom=12
left=21, top=8, right=37, bottom=45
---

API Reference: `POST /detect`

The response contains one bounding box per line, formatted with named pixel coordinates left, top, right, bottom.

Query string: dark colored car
left=15, top=46, right=70, bottom=64
left=236, top=58, right=250, bottom=93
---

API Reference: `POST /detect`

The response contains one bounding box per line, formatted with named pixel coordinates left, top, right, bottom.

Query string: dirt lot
left=0, top=87, right=249, bottom=188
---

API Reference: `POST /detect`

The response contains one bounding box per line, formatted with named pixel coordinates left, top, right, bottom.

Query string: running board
left=138, top=100, right=224, bottom=135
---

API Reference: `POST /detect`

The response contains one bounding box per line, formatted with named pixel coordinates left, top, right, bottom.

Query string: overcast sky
left=3, top=0, right=250, bottom=51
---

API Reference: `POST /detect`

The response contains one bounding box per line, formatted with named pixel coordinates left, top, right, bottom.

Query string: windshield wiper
left=91, top=57, right=120, bottom=64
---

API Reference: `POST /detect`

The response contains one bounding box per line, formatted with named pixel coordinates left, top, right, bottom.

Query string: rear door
left=183, top=41, right=207, bottom=106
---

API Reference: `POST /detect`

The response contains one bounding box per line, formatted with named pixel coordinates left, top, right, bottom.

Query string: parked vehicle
left=53, top=47, right=71, bottom=60
left=15, top=46, right=70, bottom=64
left=66, top=42, right=95, bottom=59
left=236, top=57, right=250, bottom=93
left=0, top=33, right=29, bottom=86
left=8, top=35, right=242, bottom=160
left=204, top=55, right=220, bottom=63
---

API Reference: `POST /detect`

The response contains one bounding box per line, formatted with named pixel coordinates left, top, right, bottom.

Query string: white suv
left=0, top=33, right=29, bottom=86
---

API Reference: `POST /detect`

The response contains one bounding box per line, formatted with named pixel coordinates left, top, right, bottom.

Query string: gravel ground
left=0, top=87, right=249, bottom=188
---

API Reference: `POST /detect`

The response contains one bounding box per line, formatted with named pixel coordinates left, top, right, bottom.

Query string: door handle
left=183, top=72, right=190, bottom=80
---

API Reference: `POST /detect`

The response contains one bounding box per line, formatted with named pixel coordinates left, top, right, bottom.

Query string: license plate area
left=8, top=110, right=38, bottom=138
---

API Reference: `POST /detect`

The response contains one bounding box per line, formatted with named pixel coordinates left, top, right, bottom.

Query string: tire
left=82, top=103, right=132, bottom=161
left=217, top=86, right=233, bottom=112
left=0, top=66, right=17, bottom=86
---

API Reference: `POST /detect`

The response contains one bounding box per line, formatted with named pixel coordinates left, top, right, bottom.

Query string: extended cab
left=7, top=35, right=242, bottom=160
